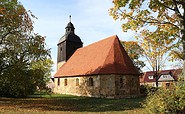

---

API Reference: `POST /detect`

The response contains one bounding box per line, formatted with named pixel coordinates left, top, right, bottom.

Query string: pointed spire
left=65, top=15, right=75, bottom=33
left=69, top=15, right=71, bottom=22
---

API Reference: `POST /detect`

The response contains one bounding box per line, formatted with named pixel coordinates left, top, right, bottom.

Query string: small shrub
left=143, top=83, right=185, bottom=114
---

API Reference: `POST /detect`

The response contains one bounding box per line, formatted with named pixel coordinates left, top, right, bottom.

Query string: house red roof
left=54, top=35, right=140, bottom=77
left=140, top=69, right=182, bottom=83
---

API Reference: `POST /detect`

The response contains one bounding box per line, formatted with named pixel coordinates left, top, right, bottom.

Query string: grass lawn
left=0, top=94, right=146, bottom=114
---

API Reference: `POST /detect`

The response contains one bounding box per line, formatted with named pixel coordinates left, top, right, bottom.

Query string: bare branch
left=171, top=50, right=184, bottom=60
left=173, top=0, right=183, bottom=19
left=0, top=32, right=10, bottom=45
left=173, top=0, right=185, bottom=5
left=0, top=30, right=20, bottom=45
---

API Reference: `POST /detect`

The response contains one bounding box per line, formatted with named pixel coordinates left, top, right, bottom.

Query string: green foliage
left=30, top=59, right=53, bottom=91
left=0, top=0, right=34, bottom=43
left=109, top=0, right=185, bottom=86
left=0, top=0, right=53, bottom=97
left=140, top=85, right=158, bottom=95
left=109, top=0, right=185, bottom=61
left=121, top=41, right=145, bottom=70
left=143, top=84, right=185, bottom=113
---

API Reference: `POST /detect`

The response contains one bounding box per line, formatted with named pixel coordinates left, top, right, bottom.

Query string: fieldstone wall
left=115, top=75, right=140, bottom=98
left=99, top=74, right=116, bottom=98
left=54, top=76, right=101, bottom=97
left=54, top=74, right=140, bottom=98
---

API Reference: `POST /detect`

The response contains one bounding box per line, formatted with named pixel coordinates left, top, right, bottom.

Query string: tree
left=0, top=0, right=34, bottom=45
left=109, top=0, right=185, bottom=69
left=137, top=33, right=171, bottom=87
left=0, top=0, right=52, bottom=97
left=121, top=41, right=145, bottom=71
left=122, top=37, right=169, bottom=87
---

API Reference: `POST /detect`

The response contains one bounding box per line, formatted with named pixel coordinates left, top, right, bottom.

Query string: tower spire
left=69, top=15, right=71, bottom=22
left=57, top=16, right=83, bottom=68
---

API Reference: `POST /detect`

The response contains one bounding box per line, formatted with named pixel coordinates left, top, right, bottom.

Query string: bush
left=143, top=83, right=185, bottom=113
left=140, top=85, right=158, bottom=95
left=0, top=75, right=36, bottom=98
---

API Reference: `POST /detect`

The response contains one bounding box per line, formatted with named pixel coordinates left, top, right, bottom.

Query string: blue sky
left=19, top=0, right=137, bottom=74
left=18, top=0, right=181, bottom=75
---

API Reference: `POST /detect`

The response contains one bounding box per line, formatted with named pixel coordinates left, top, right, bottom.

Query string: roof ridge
left=82, top=35, right=117, bottom=48
left=98, top=36, right=118, bottom=73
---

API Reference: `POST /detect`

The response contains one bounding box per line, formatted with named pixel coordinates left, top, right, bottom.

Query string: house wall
left=140, top=82, right=157, bottom=87
left=54, top=74, right=140, bottom=98
left=142, top=81, right=175, bottom=87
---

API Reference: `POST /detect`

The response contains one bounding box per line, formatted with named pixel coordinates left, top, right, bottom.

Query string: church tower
left=57, top=16, right=83, bottom=69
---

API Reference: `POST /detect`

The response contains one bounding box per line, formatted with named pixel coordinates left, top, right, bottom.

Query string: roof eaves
left=54, top=72, right=140, bottom=78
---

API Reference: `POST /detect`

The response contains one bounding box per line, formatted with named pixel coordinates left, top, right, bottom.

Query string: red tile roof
left=54, top=35, right=140, bottom=77
left=140, top=69, right=182, bottom=83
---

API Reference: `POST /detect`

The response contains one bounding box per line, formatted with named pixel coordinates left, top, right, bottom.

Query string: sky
left=18, top=0, right=180, bottom=75
left=19, top=0, right=137, bottom=75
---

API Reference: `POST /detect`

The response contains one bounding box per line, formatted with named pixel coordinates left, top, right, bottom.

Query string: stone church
left=53, top=18, right=140, bottom=98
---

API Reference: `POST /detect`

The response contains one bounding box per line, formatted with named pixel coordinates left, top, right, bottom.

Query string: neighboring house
left=53, top=19, right=141, bottom=98
left=140, top=69, right=182, bottom=87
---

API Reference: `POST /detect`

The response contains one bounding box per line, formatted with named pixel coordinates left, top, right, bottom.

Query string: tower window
left=68, top=28, right=71, bottom=32
left=76, top=78, right=79, bottom=86
left=88, top=77, right=93, bottom=86
left=64, top=79, right=67, bottom=86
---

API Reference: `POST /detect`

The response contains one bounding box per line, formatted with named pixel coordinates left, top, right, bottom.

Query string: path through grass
left=0, top=94, right=146, bottom=114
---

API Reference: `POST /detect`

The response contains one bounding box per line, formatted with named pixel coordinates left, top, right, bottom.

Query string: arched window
left=76, top=78, right=79, bottom=86
left=120, top=76, right=125, bottom=88
left=58, top=78, right=60, bottom=86
left=120, top=77, right=123, bottom=88
left=88, top=77, right=93, bottom=86
left=64, top=79, right=67, bottom=86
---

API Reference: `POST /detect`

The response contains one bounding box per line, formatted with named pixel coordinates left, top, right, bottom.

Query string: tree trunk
left=183, top=60, right=185, bottom=81
left=155, top=71, right=159, bottom=87
left=182, top=29, right=185, bottom=82
left=181, top=32, right=185, bottom=83
left=155, top=60, right=159, bottom=87
left=156, top=77, right=158, bottom=87
left=181, top=3, right=185, bottom=82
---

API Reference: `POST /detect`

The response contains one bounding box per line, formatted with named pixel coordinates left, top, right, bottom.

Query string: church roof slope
left=54, top=35, right=140, bottom=77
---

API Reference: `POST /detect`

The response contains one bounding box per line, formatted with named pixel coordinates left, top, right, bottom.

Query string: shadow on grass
left=0, top=94, right=146, bottom=112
